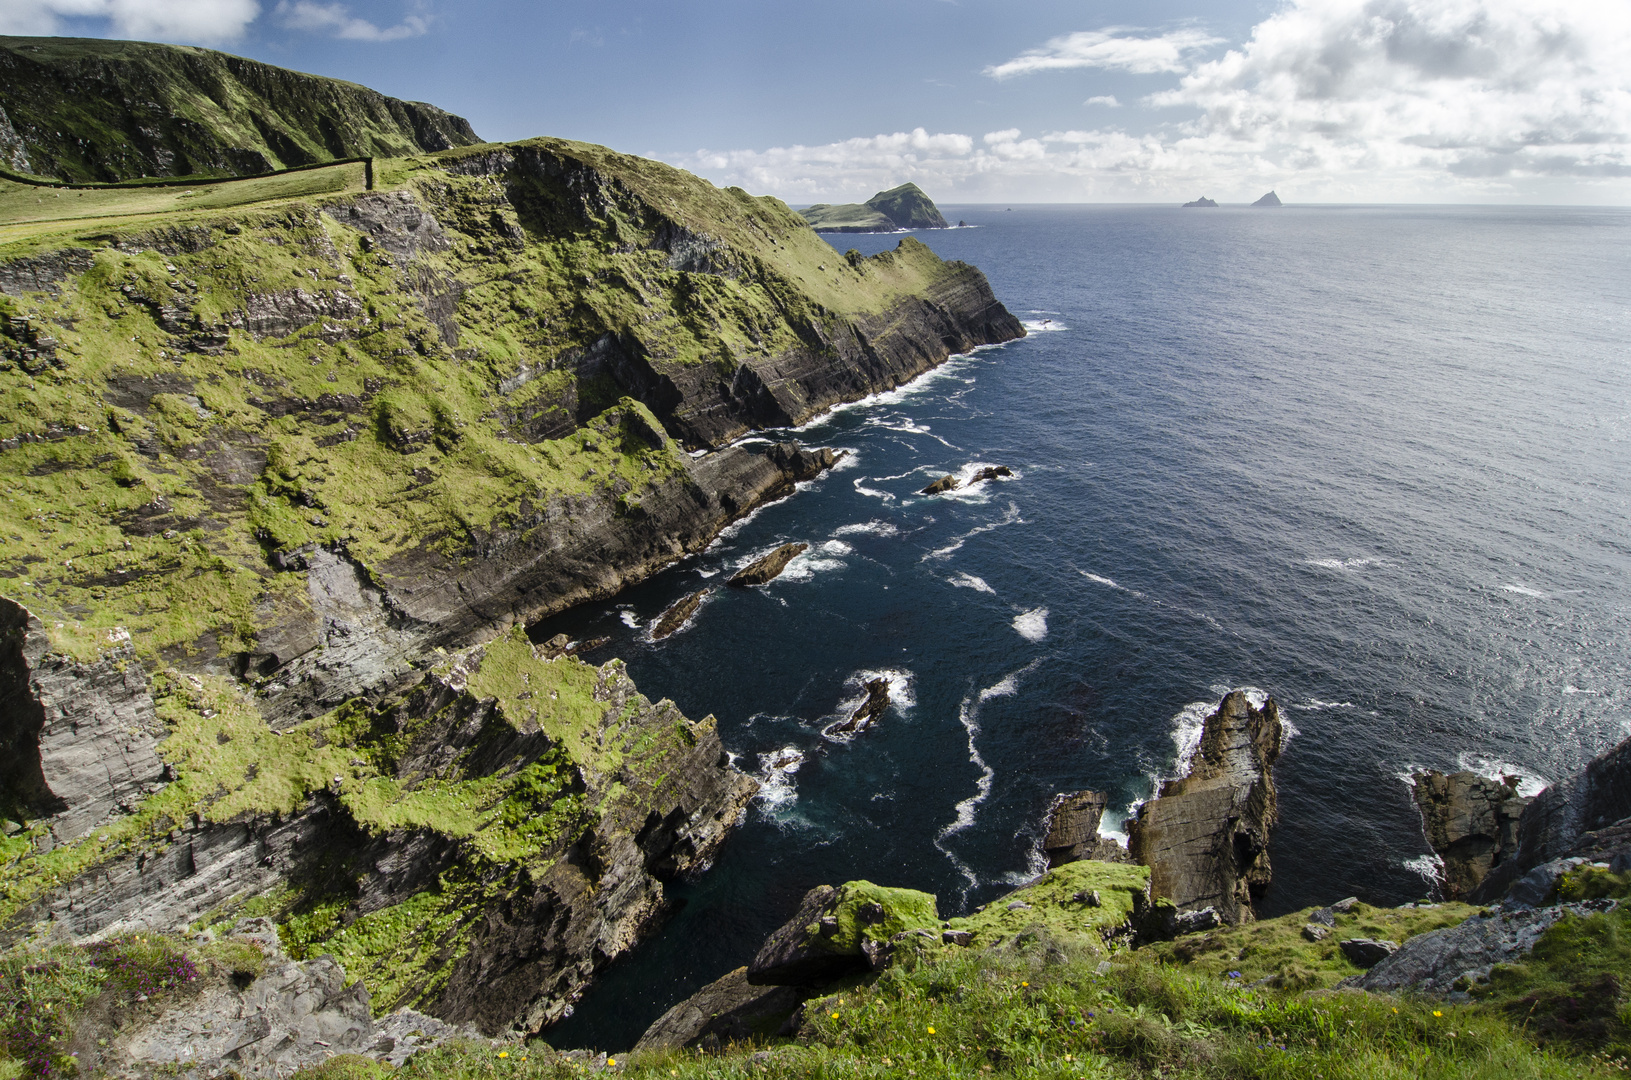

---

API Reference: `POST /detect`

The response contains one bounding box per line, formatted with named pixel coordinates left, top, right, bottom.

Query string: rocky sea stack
left=800, top=182, right=950, bottom=233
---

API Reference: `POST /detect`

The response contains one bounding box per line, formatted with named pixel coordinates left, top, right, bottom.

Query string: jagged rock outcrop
left=634, top=967, right=801, bottom=1052
left=3, top=629, right=758, bottom=1036
left=652, top=588, right=712, bottom=640
left=1471, top=733, right=1631, bottom=903
left=747, top=882, right=939, bottom=986
left=728, top=543, right=808, bottom=587
left=921, top=474, right=958, bottom=495
left=1127, top=692, right=1283, bottom=924
left=824, top=678, right=890, bottom=738
left=1412, top=771, right=1529, bottom=899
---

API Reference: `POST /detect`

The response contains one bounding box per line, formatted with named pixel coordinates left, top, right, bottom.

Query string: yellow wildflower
left=831, top=1012, right=840, bottom=1020
left=498, top=1052, right=508, bottom=1058
left=927, top=1026, right=936, bottom=1035
left=1433, top=1011, right=1442, bottom=1018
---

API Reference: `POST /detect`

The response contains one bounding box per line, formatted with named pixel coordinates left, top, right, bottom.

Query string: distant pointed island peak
left=1253, top=190, right=1283, bottom=207
left=801, top=182, right=950, bottom=232
left=1182, top=196, right=1219, bottom=207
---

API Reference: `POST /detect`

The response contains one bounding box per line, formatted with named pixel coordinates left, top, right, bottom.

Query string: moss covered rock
left=747, top=881, right=939, bottom=986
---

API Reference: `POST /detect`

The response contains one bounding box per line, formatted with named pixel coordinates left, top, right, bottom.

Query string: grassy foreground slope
left=0, top=37, right=481, bottom=183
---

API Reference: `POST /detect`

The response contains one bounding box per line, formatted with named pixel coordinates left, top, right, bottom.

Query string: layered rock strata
left=1043, top=790, right=1128, bottom=867
left=727, top=543, right=809, bottom=587
left=1411, top=770, right=1529, bottom=899
left=1127, top=691, right=1283, bottom=924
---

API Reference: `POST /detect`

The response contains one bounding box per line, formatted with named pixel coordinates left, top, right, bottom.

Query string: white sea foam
left=922, top=501, right=1024, bottom=562
left=618, top=611, right=641, bottom=629
left=1306, top=557, right=1378, bottom=572
left=696, top=568, right=719, bottom=578
left=1012, top=607, right=1049, bottom=642
left=819, top=540, right=853, bottom=556
left=935, top=662, right=1040, bottom=892
left=1020, top=318, right=1067, bottom=333
left=1563, top=685, right=1597, bottom=695
left=1287, top=699, right=1357, bottom=711
left=833, top=520, right=899, bottom=538
left=853, top=476, right=896, bottom=503
left=1403, top=853, right=1445, bottom=882
left=789, top=351, right=984, bottom=433
left=949, top=572, right=996, bottom=594
left=1080, top=571, right=1120, bottom=589
left=755, top=746, right=806, bottom=808
left=1456, top=753, right=1551, bottom=798
left=1502, top=584, right=1547, bottom=598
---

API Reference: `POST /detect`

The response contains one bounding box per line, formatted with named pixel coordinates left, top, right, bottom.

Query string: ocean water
left=536, top=204, right=1631, bottom=1049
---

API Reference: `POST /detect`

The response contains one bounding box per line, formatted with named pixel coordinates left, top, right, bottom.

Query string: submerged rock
left=652, top=588, right=713, bottom=640
left=728, top=543, right=809, bottom=587
left=1127, top=691, right=1283, bottom=924
left=1412, top=770, right=1529, bottom=899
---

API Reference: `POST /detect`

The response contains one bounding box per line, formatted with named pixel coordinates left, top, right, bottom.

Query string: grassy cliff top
left=0, top=36, right=481, bottom=183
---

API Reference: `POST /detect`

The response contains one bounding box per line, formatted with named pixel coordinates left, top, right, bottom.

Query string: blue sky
left=5, top=0, right=1629, bottom=203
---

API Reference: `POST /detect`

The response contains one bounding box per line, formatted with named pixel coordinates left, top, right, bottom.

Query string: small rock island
left=1182, top=196, right=1219, bottom=207
left=800, top=182, right=950, bottom=232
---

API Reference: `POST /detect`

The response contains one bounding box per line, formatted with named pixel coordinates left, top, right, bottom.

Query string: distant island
left=1254, top=190, right=1283, bottom=207
left=800, top=181, right=950, bottom=232
left=1182, top=196, right=1218, bottom=207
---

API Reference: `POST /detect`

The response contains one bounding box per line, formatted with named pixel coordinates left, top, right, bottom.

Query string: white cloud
left=0, top=0, right=261, bottom=42
left=274, top=0, right=428, bottom=41
left=674, top=0, right=1631, bottom=203
left=1084, top=95, right=1121, bottom=107
left=984, top=27, right=1224, bottom=79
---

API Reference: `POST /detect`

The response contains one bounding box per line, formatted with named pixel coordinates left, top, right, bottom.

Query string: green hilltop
left=0, top=36, right=482, bottom=183
left=800, top=182, right=950, bottom=233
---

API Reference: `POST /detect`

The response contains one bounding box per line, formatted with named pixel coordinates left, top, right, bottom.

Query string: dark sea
left=536, top=204, right=1631, bottom=1050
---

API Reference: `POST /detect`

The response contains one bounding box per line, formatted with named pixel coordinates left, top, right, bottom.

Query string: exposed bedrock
left=1043, top=790, right=1130, bottom=867
left=1411, top=770, right=1529, bottom=899
left=1471, top=732, right=1631, bottom=904
left=1127, top=691, right=1283, bottom=925
left=726, top=542, right=809, bottom=587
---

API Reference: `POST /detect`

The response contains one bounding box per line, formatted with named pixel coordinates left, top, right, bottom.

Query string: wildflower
left=1433, top=1011, right=1442, bottom=1018
left=831, top=1012, right=840, bottom=1020
left=607, top=1059, right=616, bottom=1066
left=499, top=1052, right=508, bottom=1059
left=1020, top=981, right=1029, bottom=987
left=1392, top=1007, right=1398, bottom=1014
left=927, top=1026, right=936, bottom=1035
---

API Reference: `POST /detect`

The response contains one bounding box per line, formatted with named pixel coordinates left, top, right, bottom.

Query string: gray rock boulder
left=1339, top=938, right=1399, bottom=968
left=634, top=966, right=801, bottom=1051
left=1342, top=900, right=1618, bottom=996
left=1043, top=791, right=1109, bottom=867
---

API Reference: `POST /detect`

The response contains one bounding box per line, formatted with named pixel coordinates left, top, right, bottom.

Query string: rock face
left=1343, top=900, right=1619, bottom=996
left=652, top=588, right=712, bottom=640
left=1471, top=733, right=1631, bottom=903
left=1412, top=771, right=1529, bottom=899
left=0, top=36, right=482, bottom=182
left=728, top=543, right=809, bottom=587
left=1127, top=692, right=1283, bottom=924
left=634, top=967, right=801, bottom=1052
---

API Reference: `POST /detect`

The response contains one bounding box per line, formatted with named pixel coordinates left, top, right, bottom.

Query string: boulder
left=1127, top=691, right=1283, bottom=924
left=1043, top=790, right=1109, bottom=867
left=728, top=543, right=808, bottom=587
left=652, top=588, right=712, bottom=640
left=920, top=474, right=959, bottom=495
left=1471, top=733, right=1631, bottom=903
left=1412, top=770, right=1528, bottom=898
left=971, top=466, right=1013, bottom=483
left=747, top=881, right=939, bottom=986
left=633, top=966, right=801, bottom=1051
left=1339, top=938, right=1400, bottom=968
left=1343, top=900, right=1618, bottom=996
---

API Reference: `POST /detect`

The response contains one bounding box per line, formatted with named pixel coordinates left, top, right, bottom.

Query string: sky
left=4, top=0, right=1630, bottom=204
